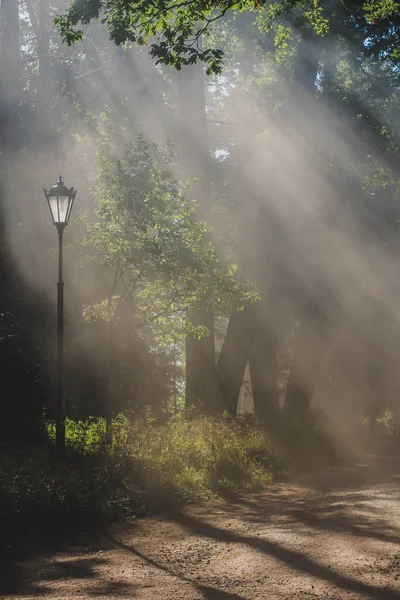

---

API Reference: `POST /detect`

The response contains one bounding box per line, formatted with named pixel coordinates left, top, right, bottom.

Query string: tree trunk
left=38, top=0, right=51, bottom=110
left=0, top=0, right=21, bottom=151
left=176, top=60, right=221, bottom=413
left=217, top=307, right=256, bottom=415
left=26, top=0, right=56, bottom=158
left=249, top=299, right=280, bottom=421
left=185, top=309, right=219, bottom=413
left=215, top=32, right=325, bottom=420
left=284, top=298, right=326, bottom=414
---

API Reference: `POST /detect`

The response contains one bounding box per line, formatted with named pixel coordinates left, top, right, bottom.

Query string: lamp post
left=44, top=176, right=77, bottom=451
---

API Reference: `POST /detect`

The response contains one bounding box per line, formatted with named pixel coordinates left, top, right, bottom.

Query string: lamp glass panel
left=49, top=195, right=70, bottom=224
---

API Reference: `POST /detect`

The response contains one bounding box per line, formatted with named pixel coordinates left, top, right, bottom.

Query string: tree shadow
left=216, top=489, right=400, bottom=545
left=164, top=501, right=400, bottom=599
left=2, top=463, right=399, bottom=598
left=88, top=580, right=137, bottom=597
left=213, top=463, right=400, bottom=546
left=0, top=557, right=107, bottom=597
left=107, top=534, right=248, bottom=600
left=0, top=518, right=139, bottom=597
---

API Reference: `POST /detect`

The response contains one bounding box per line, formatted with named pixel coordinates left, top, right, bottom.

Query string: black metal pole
left=56, top=226, right=65, bottom=451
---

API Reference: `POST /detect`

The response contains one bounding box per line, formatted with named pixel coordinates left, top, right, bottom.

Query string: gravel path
left=2, top=460, right=400, bottom=599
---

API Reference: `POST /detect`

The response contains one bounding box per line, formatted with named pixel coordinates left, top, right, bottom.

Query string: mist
left=1, top=1, right=399, bottom=458
left=3, top=3, right=400, bottom=598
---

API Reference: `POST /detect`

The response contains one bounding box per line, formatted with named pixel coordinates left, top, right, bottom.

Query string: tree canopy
left=55, top=0, right=400, bottom=73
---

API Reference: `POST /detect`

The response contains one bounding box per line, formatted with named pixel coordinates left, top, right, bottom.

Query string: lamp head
left=44, top=176, right=76, bottom=230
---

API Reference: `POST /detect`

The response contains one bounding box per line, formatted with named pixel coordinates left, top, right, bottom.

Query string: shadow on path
left=107, top=534, right=248, bottom=600
left=166, top=508, right=399, bottom=599
left=0, top=557, right=107, bottom=597
left=215, top=463, right=400, bottom=547
left=2, top=463, right=399, bottom=598
left=216, top=489, right=400, bottom=545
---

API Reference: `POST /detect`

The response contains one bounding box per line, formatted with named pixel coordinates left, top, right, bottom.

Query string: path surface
left=2, top=459, right=400, bottom=599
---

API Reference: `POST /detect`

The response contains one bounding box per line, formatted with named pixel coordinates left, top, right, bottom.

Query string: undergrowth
left=0, top=416, right=283, bottom=547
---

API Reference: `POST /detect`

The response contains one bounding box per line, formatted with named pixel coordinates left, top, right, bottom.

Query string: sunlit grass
left=47, top=415, right=280, bottom=498
left=0, top=416, right=283, bottom=545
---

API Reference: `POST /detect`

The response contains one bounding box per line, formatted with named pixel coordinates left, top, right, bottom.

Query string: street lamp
left=44, top=176, right=77, bottom=451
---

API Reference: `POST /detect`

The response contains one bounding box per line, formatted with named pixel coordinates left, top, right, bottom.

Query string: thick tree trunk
left=177, top=60, right=221, bottom=413
left=217, top=307, right=256, bottom=415
left=284, top=298, right=326, bottom=414
left=186, top=309, right=220, bottom=413
left=249, top=299, right=280, bottom=421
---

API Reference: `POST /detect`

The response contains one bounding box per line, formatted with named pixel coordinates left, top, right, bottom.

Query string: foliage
left=84, top=136, right=257, bottom=345
left=1, top=412, right=350, bottom=548
left=0, top=416, right=281, bottom=545
left=373, top=409, right=400, bottom=450
left=55, top=0, right=399, bottom=73
left=54, top=1, right=326, bottom=73
left=354, top=0, right=400, bottom=71
left=55, top=0, right=254, bottom=74
left=255, top=0, right=328, bottom=37
left=47, top=414, right=281, bottom=492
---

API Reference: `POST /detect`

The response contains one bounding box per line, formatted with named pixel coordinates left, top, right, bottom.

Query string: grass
left=0, top=415, right=283, bottom=549
left=1, top=410, right=351, bottom=552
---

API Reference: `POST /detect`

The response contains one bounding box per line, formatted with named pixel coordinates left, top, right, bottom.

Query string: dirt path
left=2, top=460, right=400, bottom=599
